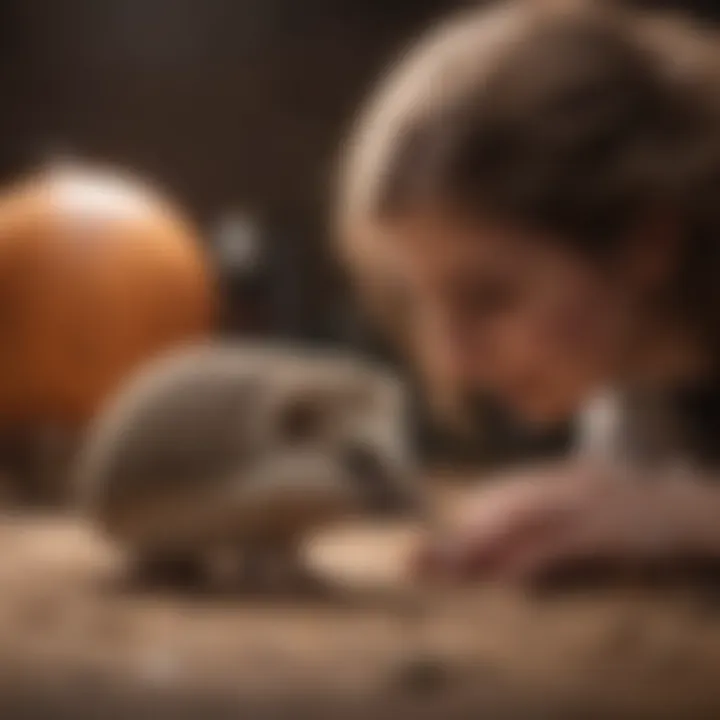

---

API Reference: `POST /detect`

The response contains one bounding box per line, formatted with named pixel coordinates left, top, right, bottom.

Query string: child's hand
left=413, top=463, right=720, bottom=585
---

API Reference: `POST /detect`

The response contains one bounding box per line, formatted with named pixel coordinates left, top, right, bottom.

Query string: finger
left=496, top=519, right=634, bottom=587
left=410, top=499, right=578, bottom=582
left=454, top=502, right=581, bottom=579
left=409, top=466, right=601, bottom=582
left=498, top=526, right=594, bottom=585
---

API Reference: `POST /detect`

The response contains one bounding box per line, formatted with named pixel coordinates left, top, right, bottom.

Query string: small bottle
left=213, top=209, right=267, bottom=335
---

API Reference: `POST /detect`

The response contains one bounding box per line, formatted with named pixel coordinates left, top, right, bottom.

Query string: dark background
left=0, top=0, right=715, bottom=463
left=0, top=0, right=455, bottom=342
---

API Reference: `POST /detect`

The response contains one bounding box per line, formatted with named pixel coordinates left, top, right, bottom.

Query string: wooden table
left=1, top=508, right=720, bottom=719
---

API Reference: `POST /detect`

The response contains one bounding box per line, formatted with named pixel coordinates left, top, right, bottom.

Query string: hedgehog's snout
left=340, top=442, right=417, bottom=517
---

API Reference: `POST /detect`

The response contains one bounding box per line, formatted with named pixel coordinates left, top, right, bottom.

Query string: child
left=336, top=0, right=720, bottom=583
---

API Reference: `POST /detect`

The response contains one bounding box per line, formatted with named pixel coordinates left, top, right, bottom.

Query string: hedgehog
left=74, top=342, right=420, bottom=589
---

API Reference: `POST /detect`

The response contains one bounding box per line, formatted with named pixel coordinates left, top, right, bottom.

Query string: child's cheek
left=540, top=288, right=617, bottom=368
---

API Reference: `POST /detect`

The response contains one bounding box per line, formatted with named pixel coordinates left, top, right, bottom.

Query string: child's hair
left=335, top=0, right=720, bottom=413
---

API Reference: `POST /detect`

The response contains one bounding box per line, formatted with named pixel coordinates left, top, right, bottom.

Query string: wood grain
left=1, top=506, right=720, bottom=719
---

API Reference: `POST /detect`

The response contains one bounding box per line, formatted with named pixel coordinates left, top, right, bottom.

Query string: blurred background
left=0, top=0, right=718, bottom=476
left=2, top=3, right=720, bottom=718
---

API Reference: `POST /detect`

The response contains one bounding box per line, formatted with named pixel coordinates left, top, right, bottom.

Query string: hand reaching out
left=413, top=463, right=720, bottom=586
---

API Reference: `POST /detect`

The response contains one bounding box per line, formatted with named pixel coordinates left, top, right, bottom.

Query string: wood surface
left=2, top=491, right=720, bottom=720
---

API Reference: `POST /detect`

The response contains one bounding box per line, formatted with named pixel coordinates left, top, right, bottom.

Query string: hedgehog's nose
left=341, top=443, right=414, bottom=516
left=342, top=443, right=383, bottom=480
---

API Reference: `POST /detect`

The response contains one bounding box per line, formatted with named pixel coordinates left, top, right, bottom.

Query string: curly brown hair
left=336, top=0, right=720, bottom=383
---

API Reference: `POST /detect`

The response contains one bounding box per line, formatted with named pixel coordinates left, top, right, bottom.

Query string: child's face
left=378, top=210, right=640, bottom=425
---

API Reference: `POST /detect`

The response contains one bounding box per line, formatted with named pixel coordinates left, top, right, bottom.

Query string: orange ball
left=0, top=164, right=217, bottom=429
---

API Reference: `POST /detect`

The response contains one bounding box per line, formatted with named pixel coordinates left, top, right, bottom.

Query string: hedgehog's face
left=251, top=363, right=420, bottom=521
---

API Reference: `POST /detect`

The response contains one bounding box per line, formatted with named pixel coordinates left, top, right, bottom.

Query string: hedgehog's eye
left=278, top=397, right=327, bottom=443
